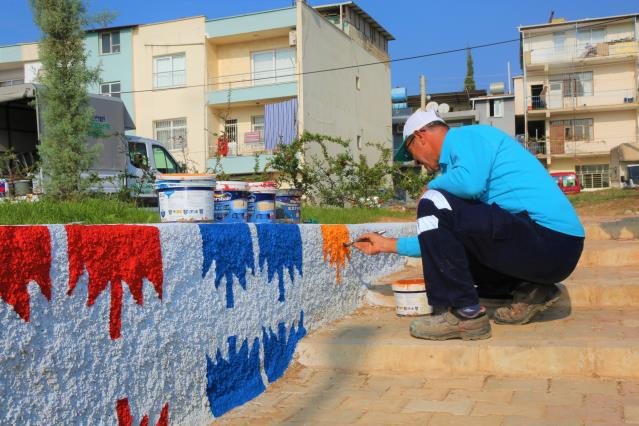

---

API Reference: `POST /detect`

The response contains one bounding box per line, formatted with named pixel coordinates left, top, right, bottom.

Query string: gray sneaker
left=493, top=282, right=562, bottom=325
left=409, top=310, right=492, bottom=341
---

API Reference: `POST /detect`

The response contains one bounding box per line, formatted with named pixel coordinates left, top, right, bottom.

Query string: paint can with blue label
left=214, top=181, right=249, bottom=223
left=275, top=189, right=303, bottom=223
left=155, top=174, right=216, bottom=223
left=247, top=182, right=277, bottom=223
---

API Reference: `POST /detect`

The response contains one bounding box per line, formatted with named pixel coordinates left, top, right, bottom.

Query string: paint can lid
left=216, top=181, right=249, bottom=191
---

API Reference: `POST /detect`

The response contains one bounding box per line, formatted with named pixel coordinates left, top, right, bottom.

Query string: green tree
left=30, top=0, right=107, bottom=198
left=464, top=48, right=476, bottom=92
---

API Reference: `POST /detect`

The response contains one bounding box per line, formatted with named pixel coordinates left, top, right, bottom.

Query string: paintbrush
left=343, top=230, right=387, bottom=248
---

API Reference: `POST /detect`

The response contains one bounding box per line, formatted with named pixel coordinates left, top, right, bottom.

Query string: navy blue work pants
left=417, top=189, right=584, bottom=308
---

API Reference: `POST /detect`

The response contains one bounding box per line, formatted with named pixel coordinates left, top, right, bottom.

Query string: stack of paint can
left=247, top=182, right=277, bottom=223
left=214, top=181, right=249, bottom=223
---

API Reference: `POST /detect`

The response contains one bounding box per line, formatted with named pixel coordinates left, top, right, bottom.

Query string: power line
left=118, top=15, right=634, bottom=95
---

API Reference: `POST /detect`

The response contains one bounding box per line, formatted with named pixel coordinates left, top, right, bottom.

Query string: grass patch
left=0, top=198, right=158, bottom=225
left=567, top=188, right=638, bottom=207
left=301, top=206, right=414, bottom=224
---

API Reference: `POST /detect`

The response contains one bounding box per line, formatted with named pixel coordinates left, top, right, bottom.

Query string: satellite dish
left=425, top=101, right=439, bottom=112
left=438, top=103, right=450, bottom=114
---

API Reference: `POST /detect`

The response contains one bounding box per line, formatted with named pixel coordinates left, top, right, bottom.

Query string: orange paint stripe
left=321, top=225, right=351, bottom=285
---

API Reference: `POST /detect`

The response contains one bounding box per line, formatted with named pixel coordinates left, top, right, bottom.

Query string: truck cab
left=550, top=171, right=581, bottom=195
left=126, top=135, right=182, bottom=197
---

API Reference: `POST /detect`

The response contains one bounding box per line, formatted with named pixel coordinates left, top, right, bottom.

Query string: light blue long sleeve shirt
left=396, top=125, right=584, bottom=257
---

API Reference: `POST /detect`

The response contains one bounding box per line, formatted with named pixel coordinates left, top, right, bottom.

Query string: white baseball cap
left=395, top=109, right=446, bottom=162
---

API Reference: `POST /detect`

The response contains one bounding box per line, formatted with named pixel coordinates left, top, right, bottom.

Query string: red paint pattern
left=117, top=398, right=168, bottom=426
left=0, top=226, right=51, bottom=321
left=66, top=225, right=163, bottom=339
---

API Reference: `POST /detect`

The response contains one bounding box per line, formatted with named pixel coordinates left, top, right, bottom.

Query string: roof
left=85, top=24, right=138, bottom=34
left=470, top=94, right=515, bottom=101
left=519, top=13, right=639, bottom=32
left=314, top=1, right=395, bottom=40
left=406, top=90, right=487, bottom=109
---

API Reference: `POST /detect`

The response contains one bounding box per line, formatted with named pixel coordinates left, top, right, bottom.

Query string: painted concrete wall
left=85, top=29, right=135, bottom=121
left=513, top=76, right=524, bottom=116
left=298, top=2, right=392, bottom=164
left=475, top=97, right=516, bottom=136
left=0, top=222, right=415, bottom=424
left=548, top=154, right=610, bottom=173
left=131, top=17, right=208, bottom=171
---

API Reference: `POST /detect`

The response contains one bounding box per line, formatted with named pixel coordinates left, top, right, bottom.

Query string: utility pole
left=420, top=74, right=426, bottom=110
left=507, top=61, right=511, bottom=94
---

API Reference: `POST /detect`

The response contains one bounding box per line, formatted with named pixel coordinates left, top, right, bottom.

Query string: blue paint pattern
left=262, top=311, right=307, bottom=383
left=199, top=224, right=255, bottom=308
left=206, top=336, right=265, bottom=417
left=256, top=224, right=303, bottom=302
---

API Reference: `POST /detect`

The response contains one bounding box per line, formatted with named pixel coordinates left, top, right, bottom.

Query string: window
left=576, top=164, right=609, bottom=189
left=225, top=119, right=238, bottom=144
left=251, top=115, right=264, bottom=140
left=550, top=119, right=593, bottom=141
left=577, top=27, right=606, bottom=46
left=489, top=99, right=504, bottom=117
left=251, top=48, right=296, bottom=86
left=551, top=72, right=593, bottom=97
left=128, top=142, right=148, bottom=169
left=100, top=31, right=121, bottom=55
left=153, top=145, right=179, bottom=174
left=154, top=118, right=187, bottom=151
left=154, top=53, right=186, bottom=89
left=553, top=31, right=566, bottom=51
left=100, top=81, right=121, bottom=98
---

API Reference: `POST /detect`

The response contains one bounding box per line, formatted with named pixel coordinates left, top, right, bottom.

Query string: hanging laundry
left=264, top=98, right=298, bottom=150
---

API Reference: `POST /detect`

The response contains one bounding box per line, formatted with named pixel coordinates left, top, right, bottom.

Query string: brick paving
left=212, top=363, right=639, bottom=425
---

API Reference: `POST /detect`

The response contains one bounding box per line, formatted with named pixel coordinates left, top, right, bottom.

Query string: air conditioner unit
left=289, top=30, right=297, bottom=47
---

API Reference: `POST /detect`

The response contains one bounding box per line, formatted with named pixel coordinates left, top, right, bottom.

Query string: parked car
left=551, top=171, right=581, bottom=195
left=0, top=83, right=181, bottom=198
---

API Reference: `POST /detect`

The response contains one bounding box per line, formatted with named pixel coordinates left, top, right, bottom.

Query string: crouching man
left=354, top=110, right=584, bottom=341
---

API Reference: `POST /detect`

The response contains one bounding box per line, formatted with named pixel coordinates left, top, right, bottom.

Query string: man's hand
left=352, top=233, right=398, bottom=256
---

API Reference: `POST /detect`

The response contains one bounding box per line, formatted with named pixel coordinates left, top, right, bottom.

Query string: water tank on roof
left=489, top=82, right=505, bottom=95
left=391, top=87, right=407, bottom=103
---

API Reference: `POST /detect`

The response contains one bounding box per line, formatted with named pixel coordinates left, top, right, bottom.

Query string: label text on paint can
left=247, top=192, right=276, bottom=223
left=214, top=191, right=247, bottom=222
left=158, top=188, right=214, bottom=222
left=275, top=192, right=302, bottom=223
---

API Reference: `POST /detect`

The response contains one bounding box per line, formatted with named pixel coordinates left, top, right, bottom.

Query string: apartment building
left=518, top=14, right=639, bottom=190
left=0, top=1, right=394, bottom=175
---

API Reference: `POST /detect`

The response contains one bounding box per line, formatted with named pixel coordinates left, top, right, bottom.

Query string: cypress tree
left=30, top=0, right=101, bottom=198
left=464, top=48, right=476, bottom=92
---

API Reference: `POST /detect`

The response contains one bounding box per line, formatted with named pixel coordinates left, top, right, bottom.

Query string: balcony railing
left=208, top=68, right=297, bottom=91
left=527, top=88, right=638, bottom=111
left=524, top=40, right=638, bottom=65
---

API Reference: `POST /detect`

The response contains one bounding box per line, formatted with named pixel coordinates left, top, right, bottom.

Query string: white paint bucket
left=391, top=279, right=432, bottom=316
left=155, top=174, right=216, bottom=223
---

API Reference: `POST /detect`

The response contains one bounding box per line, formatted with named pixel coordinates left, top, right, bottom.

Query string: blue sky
left=2, top=1, right=637, bottom=94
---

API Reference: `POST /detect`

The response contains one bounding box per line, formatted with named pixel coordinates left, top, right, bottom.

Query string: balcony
left=208, top=70, right=297, bottom=105
left=524, top=40, right=638, bottom=67
left=205, top=7, right=296, bottom=40
left=548, top=139, right=635, bottom=157
left=526, top=88, right=638, bottom=114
